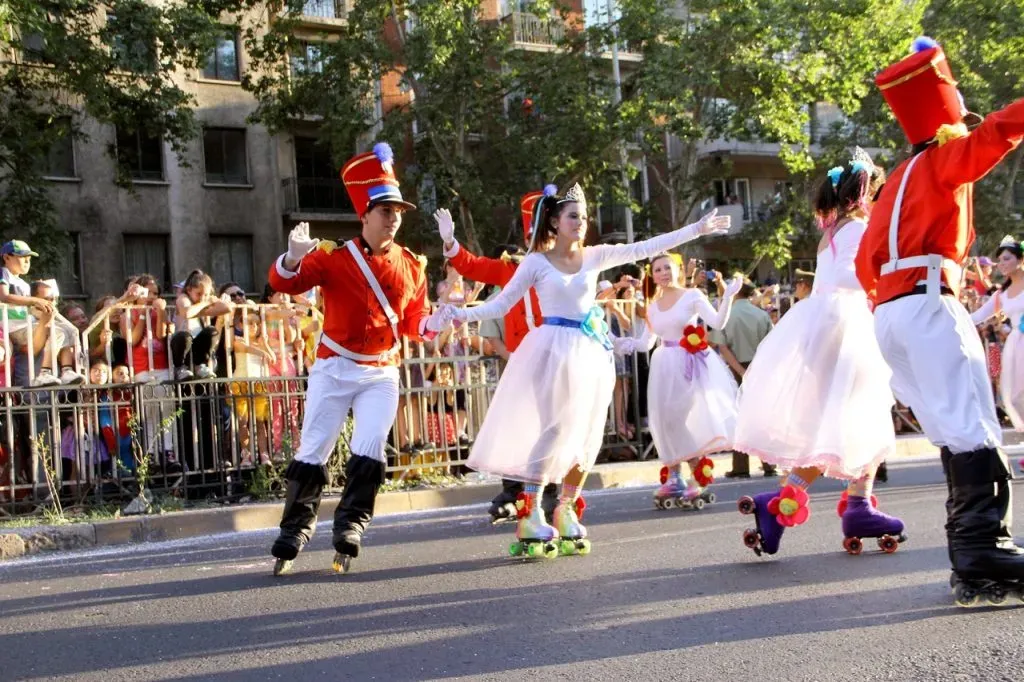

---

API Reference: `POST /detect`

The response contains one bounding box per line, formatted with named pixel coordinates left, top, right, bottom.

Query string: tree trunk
left=1001, top=147, right=1023, bottom=210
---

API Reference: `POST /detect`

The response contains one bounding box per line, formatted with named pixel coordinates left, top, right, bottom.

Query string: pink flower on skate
left=575, top=496, right=586, bottom=521
left=835, top=490, right=878, bottom=517
left=767, top=485, right=810, bottom=527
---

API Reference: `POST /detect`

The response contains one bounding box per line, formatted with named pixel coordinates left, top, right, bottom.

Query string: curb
left=3, top=431, right=1020, bottom=561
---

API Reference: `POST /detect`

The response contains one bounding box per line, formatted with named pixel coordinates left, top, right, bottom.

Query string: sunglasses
left=228, top=290, right=245, bottom=298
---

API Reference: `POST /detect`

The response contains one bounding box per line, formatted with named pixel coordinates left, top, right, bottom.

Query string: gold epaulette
left=316, top=240, right=339, bottom=255
left=499, top=250, right=525, bottom=265
left=402, top=246, right=428, bottom=271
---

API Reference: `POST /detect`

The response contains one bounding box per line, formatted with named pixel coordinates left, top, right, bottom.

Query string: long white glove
left=287, top=222, right=320, bottom=262
left=613, top=336, right=635, bottom=355
left=694, top=208, right=731, bottom=236
left=724, top=276, right=744, bottom=298
left=424, top=304, right=457, bottom=333
left=434, top=208, right=455, bottom=246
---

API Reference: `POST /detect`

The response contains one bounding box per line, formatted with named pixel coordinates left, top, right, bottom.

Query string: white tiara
left=558, top=183, right=587, bottom=213
left=999, top=235, right=1018, bottom=248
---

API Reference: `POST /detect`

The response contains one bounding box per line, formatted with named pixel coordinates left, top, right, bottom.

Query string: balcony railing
left=301, top=0, right=345, bottom=20
left=504, top=11, right=564, bottom=46
left=282, top=177, right=355, bottom=215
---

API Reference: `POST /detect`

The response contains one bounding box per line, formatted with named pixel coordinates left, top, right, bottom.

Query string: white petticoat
left=465, top=324, right=615, bottom=484
left=1000, top=329, right=1024, bottom=430
left=648, top=345, right=737, bottom=466
left=732, top=291, right=894, bottom=480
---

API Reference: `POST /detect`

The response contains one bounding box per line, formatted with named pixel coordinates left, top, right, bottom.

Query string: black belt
left=882, top=284, right=955, bottom=305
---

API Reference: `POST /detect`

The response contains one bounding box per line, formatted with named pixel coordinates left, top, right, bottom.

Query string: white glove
left=434, top=208, right=455, bottom=246
left=694, top=208, right=731, bottom=236
left=424, top=305, right=456, bottom=333
left=287, top=222, right=320, bottom=262
left=724, top=276, right=743, bottom=298
left=613, top=336, right=635, bottom=355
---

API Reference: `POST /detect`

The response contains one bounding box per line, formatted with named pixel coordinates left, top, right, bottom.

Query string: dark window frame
left=209, top=235, right=255, bottom=293
left=122, top=234, right=172, bottom=292
left=115, top=127, right=164, bottom=181
left=203, top=128, right=249, bottom=185
left=202, top=27, right=241, bottom=81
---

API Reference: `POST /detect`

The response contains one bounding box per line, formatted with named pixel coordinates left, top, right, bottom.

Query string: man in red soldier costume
left=855, top=37, right=1024, bottom=606
left=432, top=186, right=559, bottom=522
left=267, top=142, right=450, bottom=575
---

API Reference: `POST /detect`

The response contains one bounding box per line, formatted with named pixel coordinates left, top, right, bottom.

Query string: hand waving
left=433, top=208, right=455, bottom=246
left=696, top=208, right=731, bottom=236
left=287, top=222, right=320, bottom=262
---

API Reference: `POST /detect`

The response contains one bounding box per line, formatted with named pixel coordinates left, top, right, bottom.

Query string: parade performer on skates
left=734, top=151, right=905, bottom=558
left=437, top=183, right=730, bottom=558
left=612, top=252, right=743, bottom=511
left=432, top=193, right=558, bottom=523
left=855, top=37, right=1024, bottom=607
left=266, top=143, right=451, bottom=576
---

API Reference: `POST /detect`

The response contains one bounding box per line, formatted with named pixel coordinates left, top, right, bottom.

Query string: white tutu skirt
left=466, top=325, right=615, bottom=484
left=649, top=346, right=737, bottom=466
left=732, top=291, right=894, bottom=480
left=1000, top=330, right=1024, bottom=430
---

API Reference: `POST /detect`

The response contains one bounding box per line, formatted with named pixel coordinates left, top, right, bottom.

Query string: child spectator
left=170, top=269, right=229, bottom=380
left=0, top=243, right=82, bottom=386
left=230, top=306, right=273, bottom=465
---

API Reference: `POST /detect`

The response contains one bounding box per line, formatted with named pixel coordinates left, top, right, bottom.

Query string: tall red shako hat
left=340, top=142, right=417, bottom=218
left=875, top=37, right=981, bottom=146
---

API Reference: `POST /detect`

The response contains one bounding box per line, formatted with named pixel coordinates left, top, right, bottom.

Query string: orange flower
left=680, top=325, right=709, bottom=354
left=693, top=456, right=715, bottom=487
left=766, top=485, right=810, bottom=527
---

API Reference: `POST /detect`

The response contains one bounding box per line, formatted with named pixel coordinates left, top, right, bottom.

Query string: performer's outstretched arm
left=588, top=210, right=731, bottom=273
left=453, top=255, right=541, bottom=323
left=692, top=278, right=743, bottom=330
left=933, top=98, right=1024, bottom=187
left=969, top=293, right=1000, bottom=326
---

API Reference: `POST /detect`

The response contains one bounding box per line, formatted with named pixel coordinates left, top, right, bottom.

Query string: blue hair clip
left=850, top=160, right=870, bottom=175
left=827, top=166, right=844, bottom=190
left=543, top=183, right=558, bottom=197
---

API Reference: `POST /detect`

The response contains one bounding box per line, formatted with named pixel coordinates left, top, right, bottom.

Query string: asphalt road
left=2, top=459, right=1023, bottom=682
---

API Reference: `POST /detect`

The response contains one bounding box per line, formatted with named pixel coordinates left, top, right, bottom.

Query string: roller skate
left=654, top=463, right=716, bottom=511
left=838, top=492, right=907, bottom=555
left=270, top=461, right=327, bottom=576
left=738, top=485, right=808, bottom=556
left=332, top=530, right=360, bottom=574
left=508, top=492, right=558, bottom=559
left=553, top=497, right=591, bottom=556
left=946, top=447, right=1024, bottom=608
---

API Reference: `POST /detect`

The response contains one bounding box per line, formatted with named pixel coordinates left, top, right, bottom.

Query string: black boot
left=332, top=455, right=386, bottom=566
left=271, top=460, right=328, bottom=574
left=875, top=461, right=888, bottom=483
left=541, top=483, right=559, bottom=523
left=489, top=479, right=522, bottom=522
left=948, top=447, right=1024, bottom=605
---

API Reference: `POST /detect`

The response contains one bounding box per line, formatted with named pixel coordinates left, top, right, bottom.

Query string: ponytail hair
left=182, top=269, right=212, bottom=294
left=815, top=156, right=886, bottom=231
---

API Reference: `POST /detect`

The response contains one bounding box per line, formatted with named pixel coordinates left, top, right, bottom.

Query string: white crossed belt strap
left=318, top=241, right=402, bottom=363
left=878, top=154, right=961, bottom=308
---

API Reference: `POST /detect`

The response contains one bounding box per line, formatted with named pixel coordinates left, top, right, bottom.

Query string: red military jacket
left=447, top=242, right=542, bottom=353
left=268, top=237, right=431, bottom=367
left=856, top=99, right=1024, bottom=305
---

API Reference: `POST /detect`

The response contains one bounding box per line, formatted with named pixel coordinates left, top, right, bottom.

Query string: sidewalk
left=2, top=431, right=1021, bottom=560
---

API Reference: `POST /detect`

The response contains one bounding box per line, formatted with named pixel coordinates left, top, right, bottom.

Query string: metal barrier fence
left=0, top=302, right=652, bottom=518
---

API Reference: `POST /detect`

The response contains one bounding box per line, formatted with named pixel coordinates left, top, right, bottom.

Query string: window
left=712, top=178, right=752, bottom=222
left=41, top=118, right=76, bottom=178
left=202, top=28, right=240, bottom=81
left=108, top=14, right=156, bottom=72
left=116, top=127, right=164, bottom=181
left=210, top=236, right=254, bottom=293
left=302, top=0, right=345, bottom=20
left=290, top=42, right=326, bottom=76
left=21, top=29, right=49, bottom=64
left=123, top=235, right=170, bottom=290
left=203, top=128, right=248, bottom=185
left=292, top=136, right=353, bottom=212
left=56, top=233, right=84, bottom=296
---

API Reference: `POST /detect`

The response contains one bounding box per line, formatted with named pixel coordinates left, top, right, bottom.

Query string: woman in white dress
left=733, top=151, right=906, bottom=557
left=614, top=253, right=742, bottom=510
left=444, top=184, right=730, bottom=557
left=970, top=236, right=1024, bottom=430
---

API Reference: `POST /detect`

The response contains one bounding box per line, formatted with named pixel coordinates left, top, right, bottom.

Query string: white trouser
left=874, top=294, right=1001, bottom=454
left=293, top=355, right=399, bottom=465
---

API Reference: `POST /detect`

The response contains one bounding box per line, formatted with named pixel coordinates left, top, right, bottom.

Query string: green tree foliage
left=0, top=0, right=245, bottom=272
